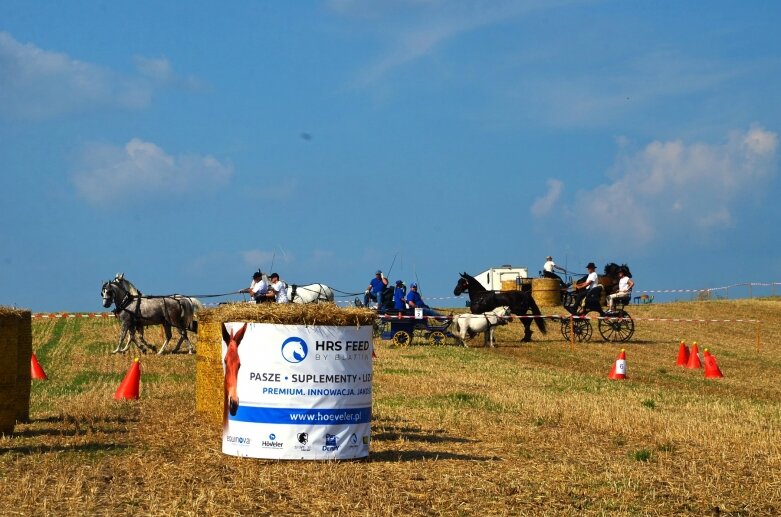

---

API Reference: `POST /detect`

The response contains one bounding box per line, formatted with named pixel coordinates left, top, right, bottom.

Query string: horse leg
left=171, top=328, right=187, bottom=354
left=113, top=325, right=128, bottom=354
left=136, top=327, right=156, bottom=354
left=127, top=328, right=149, bottom=355
left=521, top=319, right=533, bottom=342
left=157, top=324, right=173, bottom=355
left=458, top=324, right=468, bottom=347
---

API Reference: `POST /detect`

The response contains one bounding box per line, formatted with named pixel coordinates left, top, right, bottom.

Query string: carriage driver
left=405, top=283, right=441, bottom=317
left=573, top=262, right=600, bottom=314
left=244, top=270, right=270, bottom=303
left=543, top=255, right=567, bottom=288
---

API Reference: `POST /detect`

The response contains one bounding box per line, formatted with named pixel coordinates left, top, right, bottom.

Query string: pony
left=222, top=322, right=247, bottom=428
left=287, top=283, right=335, bottom=304
left=453, top=272, right=546, bottom=342
left=452, top=306, right=511, bottom=347
left=101, top=274, right=198, bottom=355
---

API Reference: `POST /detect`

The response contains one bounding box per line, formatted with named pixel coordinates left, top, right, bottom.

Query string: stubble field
left=1, top=299, right=780, bottom=515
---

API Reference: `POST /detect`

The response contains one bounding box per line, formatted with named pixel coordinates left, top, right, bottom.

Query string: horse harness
left=108, top=280, right=187, bottom=330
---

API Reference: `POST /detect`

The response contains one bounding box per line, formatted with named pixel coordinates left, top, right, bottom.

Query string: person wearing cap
left=392, top=280, right=407, bottom=311
left=364, top=270, right=389, bottom=309
left=405, top=283, right=440, bottom=317
left=243, top=270, right=270, bottom=303
left=268, top=273, right=289, bottom=303
left=542, top=255, right=566, bottom=286
left=607, top=267, right=634, bottom=312
left=573, top=262, right=600, bottom=314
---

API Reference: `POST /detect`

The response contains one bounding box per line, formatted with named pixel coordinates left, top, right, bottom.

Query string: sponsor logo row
left=227, top=431, right=369, bottom=452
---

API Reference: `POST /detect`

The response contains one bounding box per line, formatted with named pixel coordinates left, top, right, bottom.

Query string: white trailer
left=474, top=265, right=530, bottom=292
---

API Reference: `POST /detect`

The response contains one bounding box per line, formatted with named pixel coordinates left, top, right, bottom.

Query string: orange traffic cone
left=31, top=353, right=48, bottom=380
left=686, top=342, right=702, bottom=369
left=114, top=358, right=141, bottom=400
left=676, top=341, right=689, bottom=366
left=608, top=349, right=627, bottom=380
left=703, top=349, right=724, bottom=379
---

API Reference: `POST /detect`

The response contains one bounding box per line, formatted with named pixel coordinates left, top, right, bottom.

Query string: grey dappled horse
left=101, top=274, right=198, bottom=355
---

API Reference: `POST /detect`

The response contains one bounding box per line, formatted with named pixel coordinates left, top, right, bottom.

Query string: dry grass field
left=1, top=299, right=780, bottom=515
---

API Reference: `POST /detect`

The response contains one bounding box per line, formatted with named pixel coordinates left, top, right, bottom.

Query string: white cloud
left=0, top=31, right=196, bottom=120
left=71, top=138, right=233, bottom=207
left=532, top=125, right=778, bottom=246
left=338, top=1, right=561, bottom=87
left=531, top=179, right=563, bottom=217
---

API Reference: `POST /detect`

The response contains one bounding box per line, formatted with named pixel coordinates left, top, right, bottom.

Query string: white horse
left=286, top=283, right=335, bottom=304
left=452, top=306, right=511, bottom=348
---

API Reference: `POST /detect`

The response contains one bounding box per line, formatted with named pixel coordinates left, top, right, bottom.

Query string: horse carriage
left=376, top=309, right=454, bottom=346
left=369, top=287, right=454, bottom=345
left=557, top=263, right=635, bottom=343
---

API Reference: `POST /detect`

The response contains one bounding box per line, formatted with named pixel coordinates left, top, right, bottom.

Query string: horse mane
left=115, top=273, right=142, bottom=297
left=461, top=272, right=487, bottom=293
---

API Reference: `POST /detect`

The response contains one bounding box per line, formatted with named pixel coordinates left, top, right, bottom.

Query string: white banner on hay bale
left=222, top=322, right=372, bottom=460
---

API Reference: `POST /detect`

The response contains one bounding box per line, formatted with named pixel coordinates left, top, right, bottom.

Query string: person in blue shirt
left=404, top=283, right=440, bottom=317
left=363, top=270, right=388, bottom=308
left=392, top=280, right=407, bottom=310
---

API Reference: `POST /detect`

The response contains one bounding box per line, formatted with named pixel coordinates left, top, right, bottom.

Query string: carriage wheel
left=428, top=331, right=447, bottom=346
left=560, top=317, right=592, bottom=342
left=392, top=330, right=412, bottom=346
left=598, top=311, right=634, bottom=342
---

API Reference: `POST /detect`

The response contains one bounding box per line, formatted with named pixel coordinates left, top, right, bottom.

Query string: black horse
left=453, top=272, right=546, bottom=342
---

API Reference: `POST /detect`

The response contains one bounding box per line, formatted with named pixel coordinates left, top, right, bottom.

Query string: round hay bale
left=532, top=278, right=561, bottom=307
left=195, top=303, right=376, bottom=425
left=0, top=308, right=22, bottom=435
left=15, top=310, right=32, bottom=423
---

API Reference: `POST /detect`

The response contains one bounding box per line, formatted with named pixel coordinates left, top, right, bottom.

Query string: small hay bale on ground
left=0, top=307, right=30, bottom=434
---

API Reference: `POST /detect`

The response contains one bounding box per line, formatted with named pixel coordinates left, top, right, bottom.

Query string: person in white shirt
left=574, top=262, right=600, bottom=314
left=244, top=270, right=270, bottom=303
left=268, top=273, right=289, bottom=303
left=607, top=268, right=634, bottom=312
left=542, top=255, right=566, bottom=286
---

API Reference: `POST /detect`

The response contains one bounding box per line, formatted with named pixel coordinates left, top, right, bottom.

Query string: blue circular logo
left=281, top=337, right=308, bottom=363
left=269, top=433, right=276, bottom=440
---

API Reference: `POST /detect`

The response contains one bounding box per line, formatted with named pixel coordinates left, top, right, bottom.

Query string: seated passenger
left=392, top=280, right=407, bottom=311
left=607, top=267, right=634, bottom=312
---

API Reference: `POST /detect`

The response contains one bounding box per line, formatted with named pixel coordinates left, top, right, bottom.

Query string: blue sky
left=2, top=1, right=780, bottom=312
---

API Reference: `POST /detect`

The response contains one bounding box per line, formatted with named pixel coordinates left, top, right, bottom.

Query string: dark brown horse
left=453, top=272, right=546, bottom=342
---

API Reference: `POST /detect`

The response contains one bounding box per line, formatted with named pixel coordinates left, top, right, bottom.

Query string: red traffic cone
left=676, top=340, right=690, bottom=366
left=703, top=349, right=724, bottom=379
left=31, top=353, right=48, bottom=380
left=114, top=358, right=141, bottom=400
left=608, top=349, right=627, bottom=380
left=686, top=342, right=702, bottom=369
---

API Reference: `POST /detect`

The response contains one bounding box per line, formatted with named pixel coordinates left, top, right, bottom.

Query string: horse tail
left=527, top=294, right=547, bottom=334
